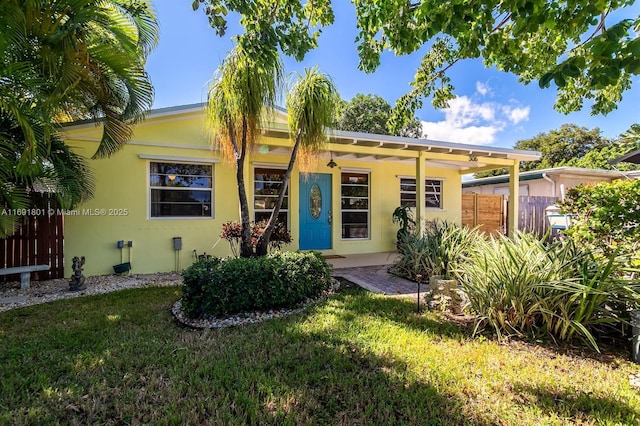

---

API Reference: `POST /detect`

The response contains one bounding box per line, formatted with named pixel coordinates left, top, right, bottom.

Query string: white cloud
left=420, top=96, right=529, bottom=145
left=476, top=81, right=491, bottom=96
left=502, top=105, right=530, bottom=124
left=421, top=121, right=501, bottom=145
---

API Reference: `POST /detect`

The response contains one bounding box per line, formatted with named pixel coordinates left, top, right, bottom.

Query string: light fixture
left=168, top=174, right=176, bottom=181
left=327, top=152, right=337, bottom=168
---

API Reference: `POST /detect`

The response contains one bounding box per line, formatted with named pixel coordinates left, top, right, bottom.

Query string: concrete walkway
left=327, top=252, right=420, bottom=296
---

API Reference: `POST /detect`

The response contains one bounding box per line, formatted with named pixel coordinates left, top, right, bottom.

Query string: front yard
left=1, top=286, right=639, bottom=425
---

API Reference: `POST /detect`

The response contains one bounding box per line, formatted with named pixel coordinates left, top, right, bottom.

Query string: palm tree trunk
left=255, top=127, right=303, bottom=256
left=234, top=118, right=254, bottom=257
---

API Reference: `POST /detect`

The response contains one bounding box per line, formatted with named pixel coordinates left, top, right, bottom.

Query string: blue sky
left=146, top=0, right=640, bottom=149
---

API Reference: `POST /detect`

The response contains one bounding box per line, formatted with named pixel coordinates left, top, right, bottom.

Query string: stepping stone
left=0, top=296, right=27, bottom=304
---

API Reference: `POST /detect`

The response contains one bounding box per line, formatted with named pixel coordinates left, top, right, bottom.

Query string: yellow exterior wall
left=62, top=112, right=463, bottom=277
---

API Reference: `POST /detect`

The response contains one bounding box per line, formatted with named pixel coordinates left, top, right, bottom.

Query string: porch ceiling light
left=327, top=152, right=337, bottom=168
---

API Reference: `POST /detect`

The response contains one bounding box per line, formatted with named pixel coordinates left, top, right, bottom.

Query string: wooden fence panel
left=0, top=214, right=64, bottom=282
left=461, top=193, right=505, bottom=236
left=517, top=196, right=559, bottom=239
left=461, top=194, right=477, bottom=229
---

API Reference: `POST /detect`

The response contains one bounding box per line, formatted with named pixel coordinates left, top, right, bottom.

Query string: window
left=254, top=168, right=288, bottom=225
left=150, top=162, right=213, bottom=217
left=341, top=172, right=369, bottom=239
left=400, top=178, right=443, bottom=209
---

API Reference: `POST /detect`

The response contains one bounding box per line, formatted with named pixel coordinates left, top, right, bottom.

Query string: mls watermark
left=1, top=208, right=129, bottom=217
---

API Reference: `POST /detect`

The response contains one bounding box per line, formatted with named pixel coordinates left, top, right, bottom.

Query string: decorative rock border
left=171, top=296, right=330, bottom=329
left=172, top=278, right=341, bottom=329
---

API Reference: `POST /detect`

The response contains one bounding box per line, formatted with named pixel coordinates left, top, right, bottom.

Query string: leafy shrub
left=393, top=220, right=479, bottom=280
left=456, top=232, right=640, bottom=351
left=181, top=251, right=332, bottom=317
left=560, top=179, right=640, bottom=266
left=220, top=220, right=292, bottom=257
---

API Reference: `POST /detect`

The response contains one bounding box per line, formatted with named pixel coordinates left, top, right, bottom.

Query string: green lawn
left=1, top=287, right=639, bottom=425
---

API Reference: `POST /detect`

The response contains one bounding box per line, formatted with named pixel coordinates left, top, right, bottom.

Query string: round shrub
left=181, top=251, right=332, bottom=318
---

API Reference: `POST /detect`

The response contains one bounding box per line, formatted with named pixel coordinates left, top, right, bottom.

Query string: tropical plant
left=0, top=0, right=158, bottom=159
left=208, top=49, right=337, bottom=257
left=220, top=220, right=292, bottom=258
left=0, top=0, right=158, bottom=235
left=456, top=233, right=640, bottom=351
left=394, top=220, right=479, bottom=280
left=207, top=47, right=284, bottom=257
left=195, top=1, right=639, bottom=127
left=254, top=67, right=337, bottom=256
left=392, top=206, right=415, bottom=251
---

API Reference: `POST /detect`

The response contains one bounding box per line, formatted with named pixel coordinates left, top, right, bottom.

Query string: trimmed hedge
left=181, top=251, right=332, bottom=318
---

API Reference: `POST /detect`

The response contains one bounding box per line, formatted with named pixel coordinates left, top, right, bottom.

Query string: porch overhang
left=261, top=124, right=540, bottom=174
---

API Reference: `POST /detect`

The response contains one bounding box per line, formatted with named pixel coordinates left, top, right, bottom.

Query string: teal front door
left=299, top=173, right=332, bottom=250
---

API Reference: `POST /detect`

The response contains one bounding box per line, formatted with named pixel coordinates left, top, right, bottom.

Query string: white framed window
left=341, top=171, right=369, bottom=239
left=400, top=178, right=443, bottom=209
left=254, top=167, right=288, bottom=225
left=150, top=162, right=213, bottom=218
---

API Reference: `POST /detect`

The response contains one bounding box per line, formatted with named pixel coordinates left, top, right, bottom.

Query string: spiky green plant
left=457, top=233, right=640, bottom=351
left=393, top=220, right=479, bottom=280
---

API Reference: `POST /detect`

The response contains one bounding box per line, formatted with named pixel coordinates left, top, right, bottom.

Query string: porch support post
left=415, top=152, right=426, bottom=235
left=508, top=160, right=519, bottom=237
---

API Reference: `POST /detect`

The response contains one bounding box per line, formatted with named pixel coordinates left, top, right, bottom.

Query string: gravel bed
left=1, top=274, right=342, bottom=330
left=0, top=272, right=182, bottom=312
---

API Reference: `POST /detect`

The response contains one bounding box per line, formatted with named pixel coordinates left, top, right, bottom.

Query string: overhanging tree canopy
left=194, top=1, right=639, bottom=133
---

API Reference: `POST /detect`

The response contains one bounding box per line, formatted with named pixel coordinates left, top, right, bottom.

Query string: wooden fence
left=462, top=193, right=505, bottom=236
left=0, top=214, right=64, bottom=282
left=516, top=195, right=562, bottom=240
left=463, top=194, right=563, bottom=240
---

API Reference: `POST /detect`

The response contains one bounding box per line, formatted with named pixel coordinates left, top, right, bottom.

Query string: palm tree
left=0, top=0, right=158, bottom=160
left=0, top=0, right=158, bottom=236
left=254, top=68, right=337, bottom=256
left=207, top=47, right=284, bottom=257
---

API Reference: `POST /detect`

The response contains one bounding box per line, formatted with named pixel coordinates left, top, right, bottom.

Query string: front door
left=299, top=173, right=332, bottom=250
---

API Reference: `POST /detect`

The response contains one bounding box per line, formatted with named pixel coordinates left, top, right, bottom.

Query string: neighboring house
left=462, top=167, right=625, bottom=198
left=610, top=149, right=640, bottom=165
left=61, top=103, right=539, bottom=276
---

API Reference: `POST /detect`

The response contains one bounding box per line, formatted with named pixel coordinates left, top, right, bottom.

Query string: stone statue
left=69, top=256, right=87, bottom=291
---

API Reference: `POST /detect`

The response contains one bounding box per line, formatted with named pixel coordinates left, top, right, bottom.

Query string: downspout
left=541, top=173, right=556, bottom=198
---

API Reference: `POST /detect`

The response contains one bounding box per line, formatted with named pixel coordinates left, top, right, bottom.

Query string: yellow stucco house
left=61, top=103, right=539, bottom=276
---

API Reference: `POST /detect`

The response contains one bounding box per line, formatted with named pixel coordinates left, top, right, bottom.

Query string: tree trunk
left=255, top=128, right=303, bottom=256
left=235, top=118, right=254, bottom=257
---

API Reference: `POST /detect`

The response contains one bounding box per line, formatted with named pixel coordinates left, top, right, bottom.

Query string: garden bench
left=0, top=265, right=50, bottom=290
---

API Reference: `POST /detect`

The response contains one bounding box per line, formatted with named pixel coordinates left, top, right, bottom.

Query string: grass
left=1, top=286, right=639, bottom=425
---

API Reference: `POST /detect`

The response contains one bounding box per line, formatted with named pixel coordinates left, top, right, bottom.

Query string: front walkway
left=327, top=252, right=419, bottom=296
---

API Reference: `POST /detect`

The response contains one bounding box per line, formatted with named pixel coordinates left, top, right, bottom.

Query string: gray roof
left=609, top=149, right=640, bottom=165
left=63, top=102, right=540, bottom=162
left=462, top=166, right=623, bottom=188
